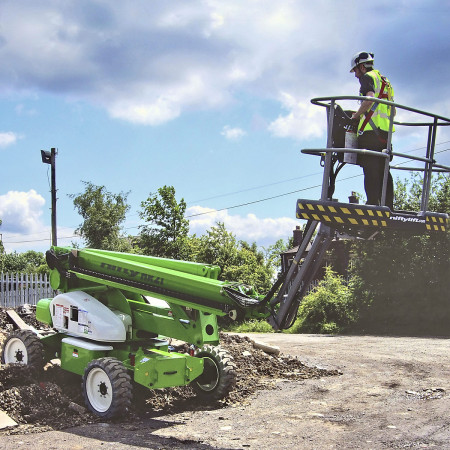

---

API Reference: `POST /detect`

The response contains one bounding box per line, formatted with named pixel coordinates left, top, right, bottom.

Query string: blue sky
left=0, top=0, right=449, bottom=253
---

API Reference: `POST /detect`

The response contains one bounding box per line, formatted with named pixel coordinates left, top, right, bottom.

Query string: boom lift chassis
left=1, top=96, right=449, bottom=418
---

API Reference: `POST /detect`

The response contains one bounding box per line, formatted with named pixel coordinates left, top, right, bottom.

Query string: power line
left=3, top=147, right=449, bottom=245
left=186, top=172, right=323, bottom=205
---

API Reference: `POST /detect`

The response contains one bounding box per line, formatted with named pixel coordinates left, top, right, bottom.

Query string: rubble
left=0, top=306, right=339, bottom=434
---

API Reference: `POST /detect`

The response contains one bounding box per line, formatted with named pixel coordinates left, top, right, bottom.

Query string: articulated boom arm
left=47, top=246, right=267, bottom=318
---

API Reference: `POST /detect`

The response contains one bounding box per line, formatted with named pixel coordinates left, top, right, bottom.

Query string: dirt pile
left=0, top=306, right=339, bottom=435
left=0, top=366, right=91, bottom=433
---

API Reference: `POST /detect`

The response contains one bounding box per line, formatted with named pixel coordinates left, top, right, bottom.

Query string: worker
left=350, top=51, right=395, bottom=209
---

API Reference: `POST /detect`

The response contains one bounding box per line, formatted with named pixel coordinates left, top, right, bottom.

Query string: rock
left=251, top=339, right=281, bottom=355
left=68, top=402, right=86, bottom=414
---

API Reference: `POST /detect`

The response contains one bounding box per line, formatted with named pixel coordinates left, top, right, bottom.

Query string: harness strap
left=367, top=119, right=387, bottom=145
left=359, top=77, right=387, bottom=135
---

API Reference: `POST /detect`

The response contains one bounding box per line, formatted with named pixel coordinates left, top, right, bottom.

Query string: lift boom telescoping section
left=46, top=245, right=269, bottom=322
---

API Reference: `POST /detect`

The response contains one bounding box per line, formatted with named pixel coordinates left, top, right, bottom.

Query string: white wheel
left=3, top=337, right=28, bottom=364
left=82, top=357, right=132, bottom=418
left=198, top=356, right=220, bottom=392
left=85, top=367, right=114, bottom=413
left=1, top=330, right=44, bottom=369
left=191, top=345, right=236, bottom=401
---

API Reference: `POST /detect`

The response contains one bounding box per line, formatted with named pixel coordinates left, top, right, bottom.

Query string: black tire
left=82, top=357, right=132, bottom=419
left=191, top=345, right=236, bottom=401
left=1, top=330, right=45, bottom=370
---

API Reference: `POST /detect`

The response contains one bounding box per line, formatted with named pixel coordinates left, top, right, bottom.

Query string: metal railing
left=303, top=96, right=450, bottom=212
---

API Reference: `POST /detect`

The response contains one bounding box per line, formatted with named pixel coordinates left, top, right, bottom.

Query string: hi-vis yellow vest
left=359, top=69, right=395, bottom=134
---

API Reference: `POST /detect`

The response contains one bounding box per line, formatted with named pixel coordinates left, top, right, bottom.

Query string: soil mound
left=0, top=306, right=339, bottom=434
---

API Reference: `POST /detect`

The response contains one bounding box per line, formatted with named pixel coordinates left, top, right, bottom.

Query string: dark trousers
left=358, top=130, right=394, bottom=209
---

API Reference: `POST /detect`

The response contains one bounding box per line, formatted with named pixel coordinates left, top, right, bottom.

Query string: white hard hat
left=350, top=51, right=374, bottom=72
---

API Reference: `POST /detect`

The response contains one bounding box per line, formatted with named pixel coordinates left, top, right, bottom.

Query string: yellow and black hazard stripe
left=296, top=200, right=391, bottom=228
left=425, top=214, right=448, bottom=232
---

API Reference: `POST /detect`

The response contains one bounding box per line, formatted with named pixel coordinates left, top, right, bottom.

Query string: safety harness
left=359, top=73, right=391, bottom=144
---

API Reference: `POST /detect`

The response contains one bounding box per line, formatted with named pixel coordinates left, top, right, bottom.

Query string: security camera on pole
left=41, top=148, right=58, bottom=246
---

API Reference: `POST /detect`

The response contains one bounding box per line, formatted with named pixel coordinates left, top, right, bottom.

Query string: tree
left=394, top=173, right=450, bottom=213
left=349, top=174, right=450, bottom=335
left=222, top=241, right=274, bottom=293
left=263, top=237, right=292, bottom=275
left=0, top=250, right=47, bottom=274
left=0, top=219, right=4, bottom=255
left=195, top=222, right=274, bottom=293
left=70, top=181, right=131, bottom=251
left=138, top=186, right=189, bottom=259
left=195, top=222, right=238, bottom=271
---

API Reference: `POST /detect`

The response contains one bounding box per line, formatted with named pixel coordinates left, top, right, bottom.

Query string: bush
left=288, top=267, right=357, bottom=334
left=224, top=319, right=274, bottom=334
left=349, top=232, right=450, bottom=335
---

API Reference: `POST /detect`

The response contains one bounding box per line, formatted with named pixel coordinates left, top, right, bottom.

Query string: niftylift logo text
left=99, top=263, right=164, bottom=285
left=390, top=215, right=425, bottom=224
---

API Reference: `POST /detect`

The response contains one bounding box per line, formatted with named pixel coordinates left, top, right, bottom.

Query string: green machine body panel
left=134, top=348, right=204, bottom=389
left=60, top=337, right=114, bottom=376
left=36, top=298, right=53, bottom=325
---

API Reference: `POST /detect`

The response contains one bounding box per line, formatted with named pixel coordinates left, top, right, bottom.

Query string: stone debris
left=405, top=387, right=446, bottom=400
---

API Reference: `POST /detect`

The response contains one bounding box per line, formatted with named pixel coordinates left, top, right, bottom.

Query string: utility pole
left=41, top=148, right=58, bottom=246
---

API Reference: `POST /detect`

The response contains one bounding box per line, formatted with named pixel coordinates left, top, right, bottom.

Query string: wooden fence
left=0, top=273, right=55, bottom=307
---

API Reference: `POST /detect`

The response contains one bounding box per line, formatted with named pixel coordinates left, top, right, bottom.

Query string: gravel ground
left=0, top=308, right=449, bottom=449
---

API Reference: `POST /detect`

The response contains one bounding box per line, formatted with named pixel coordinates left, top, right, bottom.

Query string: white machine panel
left=50, top=291, right=128, bottom=342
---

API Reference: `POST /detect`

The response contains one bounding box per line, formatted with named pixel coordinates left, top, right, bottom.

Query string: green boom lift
left=2, top=96, right=448, bottom=418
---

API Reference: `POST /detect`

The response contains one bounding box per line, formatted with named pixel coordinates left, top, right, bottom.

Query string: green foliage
left=224, top=319, right=274, bottom=333
left=263, top=238, right=292, bottom=274
left=288, top=267, right=357, bottom=334
left=195, top=222, right=237, bottom=270
left=194, top=223, right=275, bottom=293
left=139, top=186, right=189, bottom=259
left=349, top=174, right=450, bottom=335
left=394, top=173, right=450, bottom=213
left=0, top=250, right=48, bottom=274
left=70, top=181, right=131, bottom=251
left=350, top=231, right=449, bottom=335
left=221, top=241, right=274, bottom=293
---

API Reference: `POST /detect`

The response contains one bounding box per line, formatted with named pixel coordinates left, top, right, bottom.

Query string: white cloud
left=268, top=92, right=324, bottom=141
left=109, top=97, right=181, bottom=126
left=0, top=190, right=71, bottom=252
left=0, top=190, right=45, bottom=234
left=0, top=1, right=447, bottom=128
left=221, top=125, right=246, bottom=141
left=187, top=205, right=298, bottom=246
left=0, top=132, right=20, bottom=148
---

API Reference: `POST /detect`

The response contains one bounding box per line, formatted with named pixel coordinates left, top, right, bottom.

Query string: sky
left=0, top=0, right=449, bottom=254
